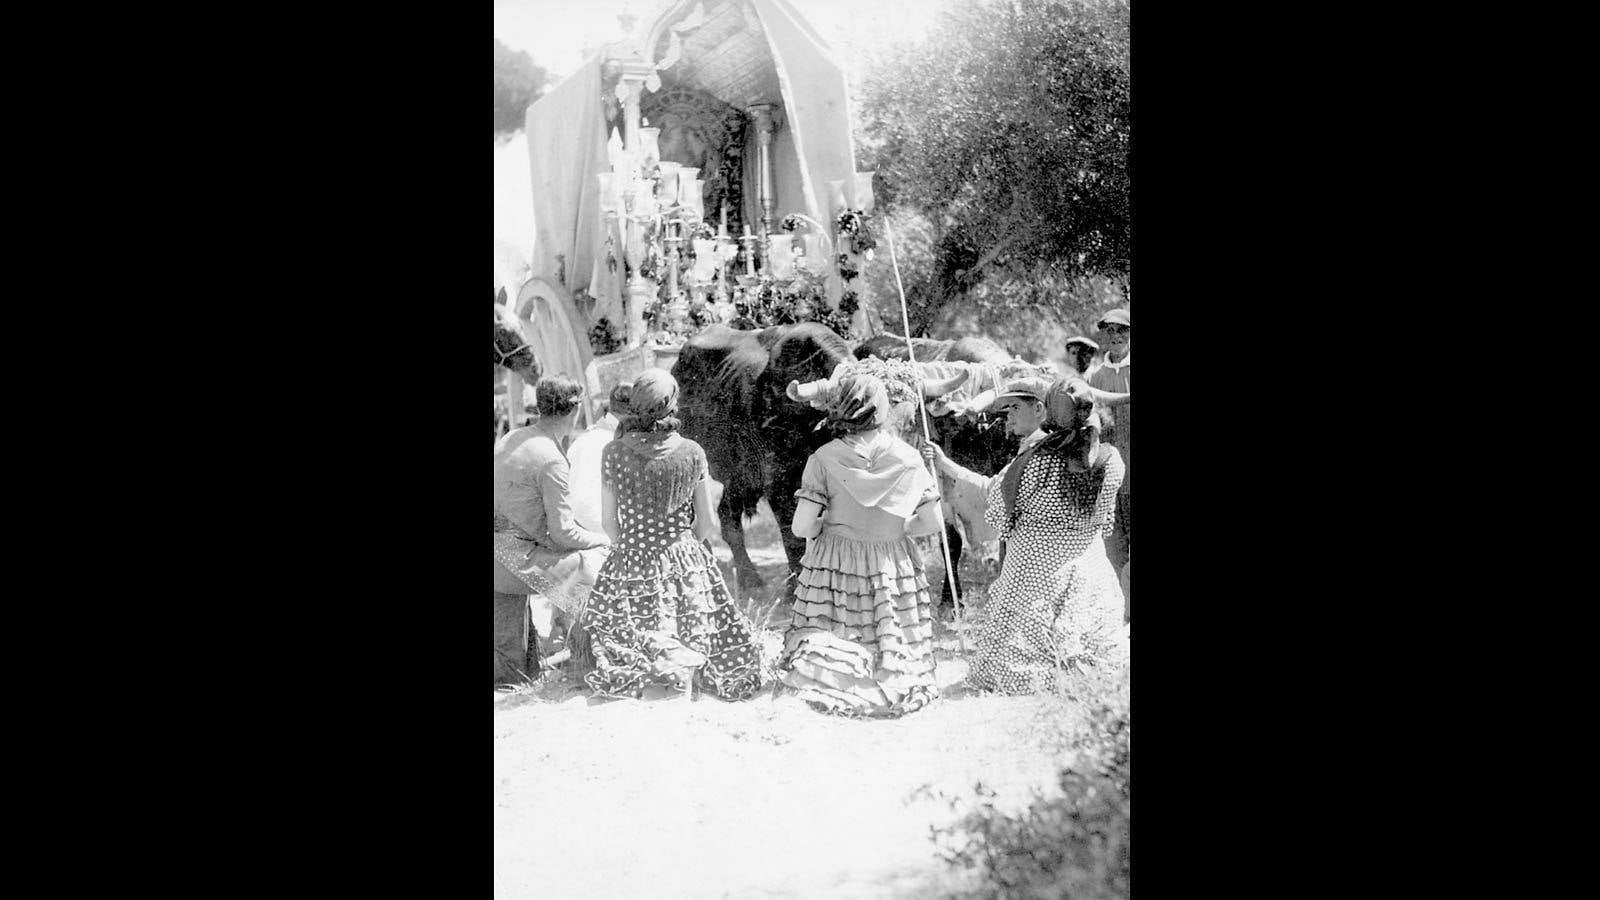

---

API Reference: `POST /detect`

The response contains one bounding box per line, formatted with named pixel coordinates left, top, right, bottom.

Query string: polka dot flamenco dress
left=968, top=446, right=1129, bottom=694
left=583, top=436, right=763, bottom=700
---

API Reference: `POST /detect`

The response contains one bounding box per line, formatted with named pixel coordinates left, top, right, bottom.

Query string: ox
left=673, top=323, right=965, bottom=596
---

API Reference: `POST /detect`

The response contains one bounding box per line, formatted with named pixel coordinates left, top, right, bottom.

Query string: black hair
left=534, top=374, right=584, bottom=419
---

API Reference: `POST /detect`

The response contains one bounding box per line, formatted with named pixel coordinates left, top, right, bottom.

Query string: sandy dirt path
left=494, top=504, right=1071, bottom=899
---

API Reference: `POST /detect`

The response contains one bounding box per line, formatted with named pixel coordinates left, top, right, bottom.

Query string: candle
left=657, top=162, right=681, bottom=205
left=639, top=127, right=661, bottom=170
left=679, top=178, right=701, bottom=217
left=769, top=234, right=796, bottom=278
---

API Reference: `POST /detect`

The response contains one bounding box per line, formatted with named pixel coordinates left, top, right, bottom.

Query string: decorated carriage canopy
left=522, top=0, right=879, bottom=360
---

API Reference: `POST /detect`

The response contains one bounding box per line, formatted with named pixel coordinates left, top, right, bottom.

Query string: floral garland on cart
left=834, top=208, right=876, bottom=338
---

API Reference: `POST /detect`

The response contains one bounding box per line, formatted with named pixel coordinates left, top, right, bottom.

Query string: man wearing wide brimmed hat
left=1088, top=307, right=1131, bottom=618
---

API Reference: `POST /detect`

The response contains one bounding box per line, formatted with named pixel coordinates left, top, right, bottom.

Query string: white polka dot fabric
left=968, top=446, right=1130, bottom=694
left=583, top=439, right=763, bottom=700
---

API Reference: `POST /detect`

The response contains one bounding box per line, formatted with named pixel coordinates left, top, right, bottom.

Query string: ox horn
left=944, top=388, right=998, bottom=417
left=787, top=378, right=833, bottom=406
left=788, top=361, right=851, bottom=406
left=920, top=369, right=969, bottom=398
left=1088, top=386, right=1130, bottom=406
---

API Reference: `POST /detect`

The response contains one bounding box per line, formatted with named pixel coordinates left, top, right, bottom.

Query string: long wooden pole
left=884, top=218, right=967, bottom=656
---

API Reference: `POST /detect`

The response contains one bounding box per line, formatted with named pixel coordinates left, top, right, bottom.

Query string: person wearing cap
left=923, top=375, right=1054, bottom=494
left=1064, top=335, right=1099, bottom=376
left=1088, top=307, right=1131, bottom=618
left=925, top=373, right=1128, bottom=556
left=922, top=376, right=1055, bottom=572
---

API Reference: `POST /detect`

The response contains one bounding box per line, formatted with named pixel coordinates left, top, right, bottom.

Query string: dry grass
left=493, top=668, right=581, bottom=710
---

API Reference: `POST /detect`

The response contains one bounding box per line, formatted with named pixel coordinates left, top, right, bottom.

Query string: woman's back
left=785, top=426, right=941, bottom=717
left=602, top=435, right=707, bottom=553
left=815, top=480, right=917, bottom=543
left=798, top=432, right=935, bottom=544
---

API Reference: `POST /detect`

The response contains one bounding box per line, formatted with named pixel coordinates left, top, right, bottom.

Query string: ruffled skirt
left=583, top=531, right=763, bottom=700
left=781, top=532, right=938, bottom=717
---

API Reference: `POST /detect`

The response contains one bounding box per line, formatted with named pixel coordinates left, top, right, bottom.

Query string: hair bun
left=609, top=383, right=633, bottom=411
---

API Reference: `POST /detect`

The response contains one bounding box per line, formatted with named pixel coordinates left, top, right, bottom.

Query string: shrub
left=588, top=317, right=623, bottom=356
left=932, top=664, right=1130, bottom=899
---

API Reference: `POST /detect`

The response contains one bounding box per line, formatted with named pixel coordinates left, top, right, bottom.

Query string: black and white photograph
left=493, top=1, right=1133, bottom=896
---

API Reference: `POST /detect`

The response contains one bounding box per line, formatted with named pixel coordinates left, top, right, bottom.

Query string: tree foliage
left=494, top=38, right=550, bottom=138
left=857, top=0, right=1130, bottom=335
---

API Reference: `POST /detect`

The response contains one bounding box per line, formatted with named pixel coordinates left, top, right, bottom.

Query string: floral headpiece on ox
left=786, top=358, right=969, bottom=440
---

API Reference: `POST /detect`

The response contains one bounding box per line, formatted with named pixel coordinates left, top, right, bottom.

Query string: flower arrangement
left=832, top=209, right=874, bottom=337
left=839, top=356, right=922, bottom=405
left=688, top=297, right=714, bottom=331
left=729, top=267, right=856, bottom=340
left=834, top=209, right=877, bottom=257
left=741, top=269, right=824, bottom=326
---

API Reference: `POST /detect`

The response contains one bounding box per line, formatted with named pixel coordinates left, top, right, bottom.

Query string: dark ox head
left=671, top=325, right=773, bottom=520
left=673, top=325, right=768, bottom=432
left=756, top=324, right=854, bottom=450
